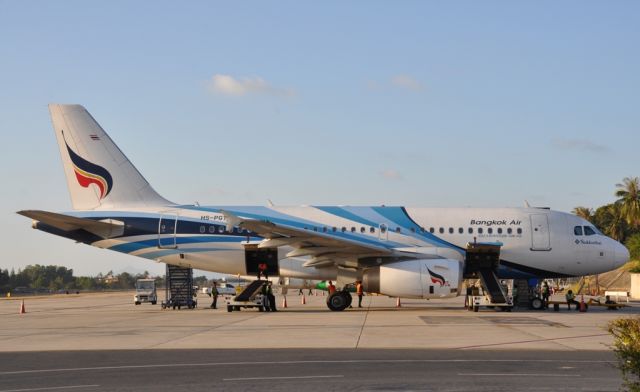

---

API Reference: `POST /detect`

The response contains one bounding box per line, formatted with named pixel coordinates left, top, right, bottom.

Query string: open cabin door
left=158, top=212, right=178, bottom=249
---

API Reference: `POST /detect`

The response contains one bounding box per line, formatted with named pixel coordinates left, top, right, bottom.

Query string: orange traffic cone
left=396, top=297, right=401, bottom=308
left=301, top=295, right=306, bottom=305
left=579, top=295, right=586, bottom=312
left=19, top=300, right=26, bottom=314
left=282, top=296, right=288, bottom=308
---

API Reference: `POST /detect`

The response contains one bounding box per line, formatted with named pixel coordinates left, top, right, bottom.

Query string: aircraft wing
left=221, top=210, right=394, bottom=268
left=17, top=210, right=124, bottom=239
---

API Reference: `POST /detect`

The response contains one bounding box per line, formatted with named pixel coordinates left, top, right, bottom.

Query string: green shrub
left=608, top=317, right=640, bottom=391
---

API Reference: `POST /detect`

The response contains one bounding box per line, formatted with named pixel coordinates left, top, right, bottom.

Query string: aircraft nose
left=614, top=242, right=630, bottom=268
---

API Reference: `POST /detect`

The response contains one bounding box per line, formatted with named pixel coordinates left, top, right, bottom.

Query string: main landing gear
left=327, top=290, right=352, bottom=311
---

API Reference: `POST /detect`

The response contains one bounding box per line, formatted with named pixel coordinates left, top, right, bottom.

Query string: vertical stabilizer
left=49, top=104, right=172, bottom=210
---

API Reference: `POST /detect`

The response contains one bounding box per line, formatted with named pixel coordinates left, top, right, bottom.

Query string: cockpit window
left=574, top=226, right=583, bottom=236
left=583, top=226, right=596, bottom=236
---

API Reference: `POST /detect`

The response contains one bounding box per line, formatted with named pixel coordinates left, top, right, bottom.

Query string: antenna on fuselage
left=523, top=200, right=531, bottom=208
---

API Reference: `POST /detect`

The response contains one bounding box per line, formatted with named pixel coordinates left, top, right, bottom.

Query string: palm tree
left=615, top=177, right=640, bottom=228
left=572, top=207, right=593, bottom=222
left=603, top=203, right=626, bottom=241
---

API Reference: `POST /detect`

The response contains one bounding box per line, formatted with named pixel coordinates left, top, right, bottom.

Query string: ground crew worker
left=210, top=283, right=219, bottom=309
left=258, top=262, right=267, bottom=280
left=356, top=280, right=364, bottom=308
left=267, top=283, right=277, bottom=312
left=261, top=282, right=270, bottom=311
left=512, top=284, right=518, bottom=307
left=565, top=289, right=579, bottom=310
left=542, top=281, right=550, bottom=309
left=328, top=281, right=336, bottom=295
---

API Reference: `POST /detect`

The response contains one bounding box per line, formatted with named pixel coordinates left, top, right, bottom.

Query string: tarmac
left=0, top=291, right=636, bottom=351
left=0, top=291, right=638, bottom=391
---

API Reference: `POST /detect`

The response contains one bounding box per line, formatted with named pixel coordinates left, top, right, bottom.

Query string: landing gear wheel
left=473, top=304, right=479, bottom=312
left=227, top=305, right=233, bottom=312
left=327, top=292, right=350, bottom=311
left=151, top=301, right=157, bottom=305
left=530, top=297, right=543, bottom=310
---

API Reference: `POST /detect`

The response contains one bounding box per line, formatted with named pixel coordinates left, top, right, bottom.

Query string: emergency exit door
left=530, top=214, right=551, bottom=251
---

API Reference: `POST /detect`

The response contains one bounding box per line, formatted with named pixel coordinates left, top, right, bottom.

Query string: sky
left=1, top=1, right=638, bottom=276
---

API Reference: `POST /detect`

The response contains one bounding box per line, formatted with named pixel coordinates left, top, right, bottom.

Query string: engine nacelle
left=362, top=259, right=463, bottom=299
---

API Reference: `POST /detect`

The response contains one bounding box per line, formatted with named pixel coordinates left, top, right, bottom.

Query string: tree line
left=0, top=264, right=212, bottom=294
left=573, top=176, right=640, bottom=261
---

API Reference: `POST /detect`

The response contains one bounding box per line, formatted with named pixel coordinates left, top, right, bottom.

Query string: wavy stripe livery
left=427, top=268, right=446, bottom=286
left=63, top=131, right=113, bottom=199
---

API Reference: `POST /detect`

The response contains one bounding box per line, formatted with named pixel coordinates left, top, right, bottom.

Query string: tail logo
left=427, top=268, right=446, bottom=286
left=63, top=132, right=113, bottom=199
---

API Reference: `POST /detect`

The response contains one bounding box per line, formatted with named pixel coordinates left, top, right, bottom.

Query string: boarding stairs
left=163, top=264, right=196, bottom=309
left=465, top=241, right=508, bottom=304
left=234, top=280, right=268, bottom=302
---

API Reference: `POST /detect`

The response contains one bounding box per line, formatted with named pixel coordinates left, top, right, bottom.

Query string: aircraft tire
left=227, top=305, right=233, bottom=312
left=530, top=298, right=544, bottom=310
left=327, top=292, right=349, bottom=311
left=473, top=305, right=479, bottom=312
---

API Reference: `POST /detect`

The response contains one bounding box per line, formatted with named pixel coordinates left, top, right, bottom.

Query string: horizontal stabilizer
left=17, top=210, right=124, bottom=239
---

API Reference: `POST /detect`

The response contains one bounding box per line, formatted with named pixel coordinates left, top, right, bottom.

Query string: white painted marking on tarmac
left=459, top=373, right=581, bottom=377
left=0, top=359, right=613, bottom=375
left=224, top=375, right=344, bottom=381
left=0, top=385, right=99, bottom=392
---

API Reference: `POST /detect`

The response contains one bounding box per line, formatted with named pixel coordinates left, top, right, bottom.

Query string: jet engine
left=362, top=259, right=463, bottom=299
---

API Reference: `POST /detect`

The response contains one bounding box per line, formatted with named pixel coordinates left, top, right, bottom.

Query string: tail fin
left=49, top=104, right=172, bottom=210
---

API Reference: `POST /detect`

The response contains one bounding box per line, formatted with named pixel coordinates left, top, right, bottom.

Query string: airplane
left=18, top=104, right=630, bottom=311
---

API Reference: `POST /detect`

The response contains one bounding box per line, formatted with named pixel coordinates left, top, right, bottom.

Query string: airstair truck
left=134, top=279, right=157, bottom=305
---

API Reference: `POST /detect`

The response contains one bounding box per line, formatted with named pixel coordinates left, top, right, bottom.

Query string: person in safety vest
left=356, top=281, right=364, bottom=308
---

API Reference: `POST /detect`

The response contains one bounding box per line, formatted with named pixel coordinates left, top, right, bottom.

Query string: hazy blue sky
left=1, top=1, right=638, bottom=276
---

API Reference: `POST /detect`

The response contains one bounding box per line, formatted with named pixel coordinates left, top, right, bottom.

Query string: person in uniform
left=210, top=283, right=219, bottom=309
left=258, top=262, right=267, bottom=280
left=356, top=281, right=364, bottom=308
left=328, top=281, right=336, bottom=295
left=267, top=283, right=277, bottom=312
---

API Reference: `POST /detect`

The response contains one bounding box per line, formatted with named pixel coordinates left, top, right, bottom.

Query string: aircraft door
left=530, top=214, right=551, bottom=251
left=158, top=213, right=178, bottom=249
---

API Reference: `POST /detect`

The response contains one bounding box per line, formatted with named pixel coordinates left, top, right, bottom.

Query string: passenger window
left=395, top=227, right=401, bottom=233
left=507, top=228, right=512, bottom=234
left=584, top=226, right=596, bottom=236
left=332, top=227, right=337, bottom=232
left=478, top=228, right=483, bottom=234
left=517, top=228, right=522, bottom=234
left=341, top=227, right=346, bottom=233
left=420, top=227, right=425, bottom=233
left=218, top=226, right=225, bottom=233
left=574, top=226, right=583, bottom=236
left=448, top=227, right=454, bottom=234
left=370, top=227, right=376, bottom=233
left=322, top=227, right=327, bottom=233
left=351, top=227, right=356, bottom=233
left=410, top=227, right=416, bottom=233
left=497, top=228, right=502, bottom=234
left=380, top=225, right=386, bottom=233
left=429, top=227, right=435, bottom=233
left=360, top=227, right=365, bottom=233
left=468, top=227, right=473, bottom=234
left=488, top=228, right=493, bottom=234
left=313, top=227, right=318, bottom=232
left=458, top=227, right=463, bottom=234
left=209, top=226, right=215, bottom=233
left=199, top=226, right=205, bottom=234
left=439, top=227, right=444, bottom=234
